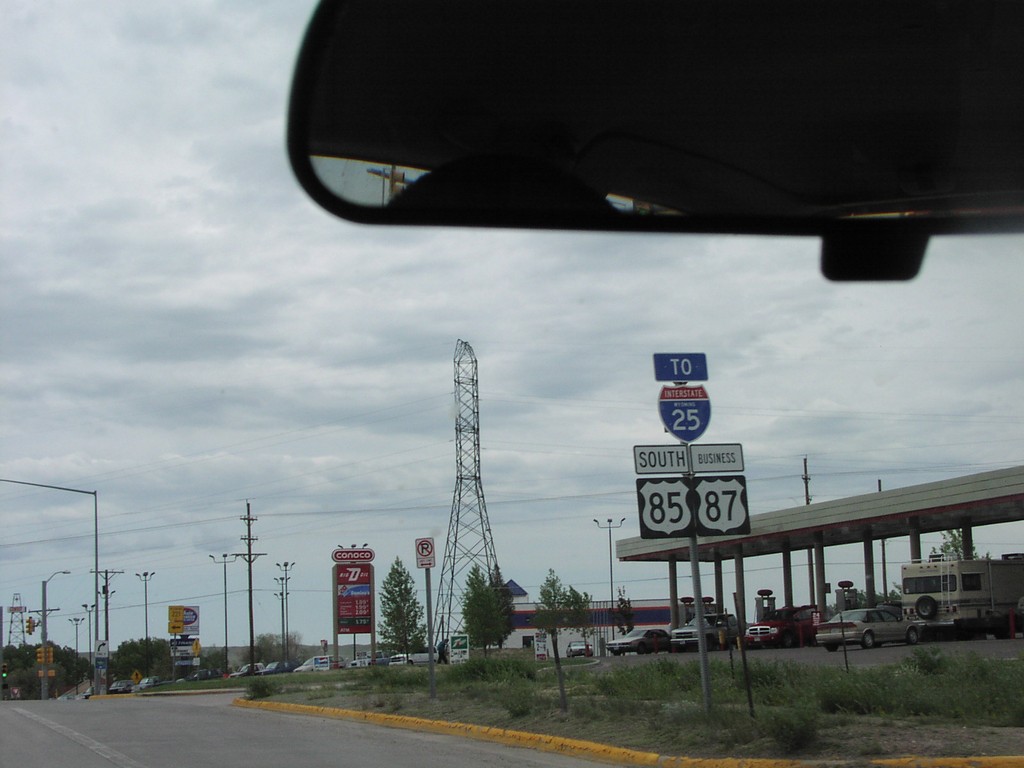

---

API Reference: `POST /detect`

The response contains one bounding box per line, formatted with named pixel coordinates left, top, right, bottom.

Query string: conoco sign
left=332, top=547, right=375, bottom=563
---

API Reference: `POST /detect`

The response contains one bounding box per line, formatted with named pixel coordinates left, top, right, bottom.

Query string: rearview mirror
left=287, top=0, right=1024, bottom=279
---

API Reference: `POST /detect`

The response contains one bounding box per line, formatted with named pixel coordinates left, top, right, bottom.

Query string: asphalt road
left=0, top=692, right=608, bottom=768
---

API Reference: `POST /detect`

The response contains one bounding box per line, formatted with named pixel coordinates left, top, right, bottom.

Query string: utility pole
left=233, top=502, right=265, bottom=675
left=276, top=562, right=294, bottom=663
left=93, top=569, right=123, bottom=691
left=135, top=572, right=155, bottom=676
left=40, top=570, right=69, bottom=699
left=803, top=456, right=814, bottom=603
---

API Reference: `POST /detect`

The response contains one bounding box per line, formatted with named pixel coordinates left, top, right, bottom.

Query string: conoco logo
left=332, top=548, right=375, bottom=563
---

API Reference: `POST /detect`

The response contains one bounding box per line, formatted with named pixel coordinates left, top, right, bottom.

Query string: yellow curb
left=874, top=760, right=1024, bottom=768
left=231, top=698, right=809, bottom=768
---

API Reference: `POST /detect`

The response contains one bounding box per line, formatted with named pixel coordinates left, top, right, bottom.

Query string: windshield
left=2, top=2, right=1022, bottom=766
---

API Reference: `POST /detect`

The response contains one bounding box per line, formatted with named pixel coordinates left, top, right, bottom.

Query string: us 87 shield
left=636, top=476, right=749, bottom=538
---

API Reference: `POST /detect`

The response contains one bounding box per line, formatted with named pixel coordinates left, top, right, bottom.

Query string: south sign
left=658, top=385, right=711, bottom=443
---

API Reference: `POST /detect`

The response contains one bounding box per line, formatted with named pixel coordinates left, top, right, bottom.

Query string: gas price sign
left=334, top=563, right=374, bottom=634
left=636, top=475, right=749, bottom=538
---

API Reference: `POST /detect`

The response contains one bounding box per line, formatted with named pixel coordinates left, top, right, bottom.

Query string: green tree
left=462, top=564, right=505, bottom=655
left=930, top=530, right=986, bottom=560
left=614, top=586, right=635, bottom=634
left=490, top=566, right=515, bottom=649
left=110, top=638, right=172, bottom=681
left=532, top=569, right=591, bottom=713
left=377, top=557, right=426, bottom=655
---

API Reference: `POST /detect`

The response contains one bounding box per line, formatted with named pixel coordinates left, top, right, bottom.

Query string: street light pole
left=82, top=603, right=95, bottom=670
left=69, top=618, right=83, bottom=696
left=593, top=518, right=626, bottom=641
left=0, top=479, right=100, bottom=693
left=40, top=570, right=70, bottom=700
left=276, top=561, right=294, bottom=662
left=274, top=582, right=286, bottom=662
left=135, top=571, right=155, bottom=676
left=209, top=554, right=237, bottom=673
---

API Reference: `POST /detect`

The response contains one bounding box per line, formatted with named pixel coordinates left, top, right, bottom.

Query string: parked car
left=816, top=608, right=922, bottom=651
left=229, top=662, right=265, bottom=677
left=186, top=668, right=223, bottom=681
left=107, top=679, right=135, bottom=694
left=349, top=651, right=391, bottom=667
left=294, top=656, right=337, bottom=672
left=259, top=660, right=301, bottom=675
left=606, top=628, right=671, bottom=655
left=745, top=605, right=820, bottom=649
left=136, top=676, right=168, bottom=690
left=671, top=613, right=739, bottom=651
left=566, top=640, right=593, bottom=658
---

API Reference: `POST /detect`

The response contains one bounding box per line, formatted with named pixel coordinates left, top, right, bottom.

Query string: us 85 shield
left=636, top=476, right=749, bottom=538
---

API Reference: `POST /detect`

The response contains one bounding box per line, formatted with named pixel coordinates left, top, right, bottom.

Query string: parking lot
left=593, top=636, right=1024, bottom=669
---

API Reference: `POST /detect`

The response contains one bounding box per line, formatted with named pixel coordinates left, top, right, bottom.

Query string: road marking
left=14, top=707, right=148, bottom=768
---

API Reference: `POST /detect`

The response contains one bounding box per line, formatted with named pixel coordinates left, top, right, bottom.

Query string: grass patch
left=222, top=651, right=1024, bottom=760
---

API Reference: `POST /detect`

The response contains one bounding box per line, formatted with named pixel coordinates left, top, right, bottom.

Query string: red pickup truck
left=745, top=605, right=820, bottom=648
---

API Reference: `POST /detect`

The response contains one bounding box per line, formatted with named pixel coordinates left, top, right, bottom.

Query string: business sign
left=636, top=475, right=749, bottom=538
left=332, top=548, right=375, bottom=563
left=533, top=631, right=548, bottom=662
left=658, top=385, right=711, bottom=443
left=415, top=537, right=435, bottom=569
left=182, top=606, right=200, bottom=634
left=689, top=443, right=744, bottom=473
left=334, top=563, right=373, bottom=634
left=653, top=353, right=708, bottom=382
left=450, top=633, right=469, bottom=665
left=171, top=638, right=195, bottom=658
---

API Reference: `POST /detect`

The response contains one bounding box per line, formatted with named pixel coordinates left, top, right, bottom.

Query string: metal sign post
left=415, top=538, right=437, bottom=700
left=636, top=354, right=749, bottom=715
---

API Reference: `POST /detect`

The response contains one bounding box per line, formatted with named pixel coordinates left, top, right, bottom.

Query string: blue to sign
left=658, top=385, right=711, bottom=442
left=653, top=353, right=708, bottom=382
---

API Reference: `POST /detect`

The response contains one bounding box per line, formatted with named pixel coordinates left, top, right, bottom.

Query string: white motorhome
left=901, top=554, right=1024, bottom=639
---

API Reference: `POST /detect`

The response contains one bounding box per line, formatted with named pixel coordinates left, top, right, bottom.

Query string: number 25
left=672, top=407, right=701, bottom=432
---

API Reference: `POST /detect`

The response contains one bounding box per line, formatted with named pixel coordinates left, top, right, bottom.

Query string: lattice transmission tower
left=434, top=340, right=500, bottom=643
left=6, top=593, right=28, bottom=646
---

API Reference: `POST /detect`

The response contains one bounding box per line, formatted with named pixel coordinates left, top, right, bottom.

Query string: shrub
left=246, top=677, right=279, bottom=700
left=903, top=646, right=946, bottom=675
left=445, top=657, right=535, bottom=684
left=761, top=705, right=819, bottom=753
left=504, top=680, right=535, bottom=717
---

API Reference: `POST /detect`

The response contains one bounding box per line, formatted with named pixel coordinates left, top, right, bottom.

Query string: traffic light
left=36, top=647, right=44, bottom=663
left=26, top=617, right=35, bottom=635
left=2, top=663, right=8, bottom=678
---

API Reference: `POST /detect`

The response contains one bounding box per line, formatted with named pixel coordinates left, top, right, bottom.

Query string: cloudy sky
left=3, top=2, right=1023, bottom=660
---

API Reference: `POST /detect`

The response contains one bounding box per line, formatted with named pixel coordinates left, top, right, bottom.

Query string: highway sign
left=415, top=537, right=435, bottom=569
left=633, top=444, right=690, bottom=474
left=332, top=547, right=375, bottom=563
left=658, top=385, right=711, bottom=442
left=689, top=443, right=744, bottom=473
left=636, top=475, right=749, bottom=538
left=168, top=605, right=185, bottom=634
left=653, top=353, right=708, bottom=382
